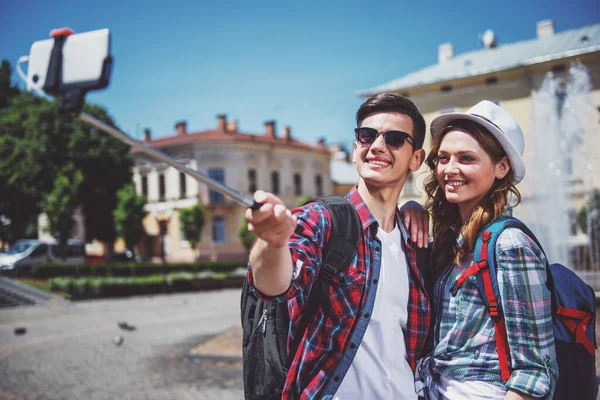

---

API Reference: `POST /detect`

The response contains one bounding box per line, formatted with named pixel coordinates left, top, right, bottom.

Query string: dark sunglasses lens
left=384, top=131, right=407, bottom=149
left=357, top=128, right=377, bottom=144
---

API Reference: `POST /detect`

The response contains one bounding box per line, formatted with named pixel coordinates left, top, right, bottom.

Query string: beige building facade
left=362, top=20, right=600, bottom=269
left=131, top=116, right=332, bottom=262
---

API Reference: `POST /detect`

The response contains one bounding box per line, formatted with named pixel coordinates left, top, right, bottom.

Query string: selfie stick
left=79, top=112, right=261, bottom=210
left=39, top=28, right=261, bottom=211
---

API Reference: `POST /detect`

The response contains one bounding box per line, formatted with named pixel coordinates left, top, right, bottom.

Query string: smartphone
left=27, top=28, right=112, bottom=95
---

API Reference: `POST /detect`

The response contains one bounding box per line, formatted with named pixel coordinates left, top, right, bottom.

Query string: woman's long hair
left=423, top=120, right=522, bottom=281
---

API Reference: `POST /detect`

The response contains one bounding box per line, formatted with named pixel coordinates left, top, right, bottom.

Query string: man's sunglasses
left=354, top=127, right=416, bottom=150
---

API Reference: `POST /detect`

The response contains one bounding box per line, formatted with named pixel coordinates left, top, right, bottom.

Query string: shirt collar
left=345, top=186, right=411, bottom=244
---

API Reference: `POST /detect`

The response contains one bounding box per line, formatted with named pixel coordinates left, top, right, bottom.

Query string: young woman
left=415, top=101, right=558, bottom=400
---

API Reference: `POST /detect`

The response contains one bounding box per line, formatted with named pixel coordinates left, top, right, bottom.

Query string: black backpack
left=240, top=196, right=361, bottom=400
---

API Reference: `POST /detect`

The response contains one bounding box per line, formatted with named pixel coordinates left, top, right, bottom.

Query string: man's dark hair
left=356, top=93, right=426, bottom=149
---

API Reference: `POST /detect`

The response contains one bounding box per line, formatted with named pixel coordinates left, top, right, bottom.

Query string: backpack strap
left=449, top=216, right=518, bottom=381
left=285, top=196, right=361, bottom=369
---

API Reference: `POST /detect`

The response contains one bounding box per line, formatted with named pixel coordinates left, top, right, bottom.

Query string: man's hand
left=399, top=200, right=430, bottom=248
left=245, top=190, right=297, bottom=248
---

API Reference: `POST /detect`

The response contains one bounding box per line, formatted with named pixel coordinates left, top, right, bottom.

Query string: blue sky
left=1, top=0, right=598, bottom=151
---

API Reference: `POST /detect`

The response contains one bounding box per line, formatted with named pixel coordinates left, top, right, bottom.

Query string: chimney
left=438, top=43, right=454, bottom=63
left=143, top=128, right=151, bottom=142
left=264, top=120, right=276, bottom=138
left=226, top=120, right=238, bottom=133
left=317, top=138, right=326, bottom=148
left=537, top=20, right=555, bottom=39
left=217, top=114, right=227, bottom=131
left=283, top=126, right=291, bottom=141
left=175, top=121, right=187, bottom=136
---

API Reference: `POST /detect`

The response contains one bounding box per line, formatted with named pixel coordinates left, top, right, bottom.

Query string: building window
left=293, top=173, right=302, bottom=196
left=315, top=174, right=323, bottom=197
left=208, top=168, right=225, bottom=204
left=179, top=172, right=186, bottom=199
left=271, top=171, right=280, bottom=194
left=248, top=169, right=257, bottom=193
left=158, top=173, right=166, bottom=201
left=141, top=175, right=148, bottom=197
left=212, top=216, right=225, bottom=244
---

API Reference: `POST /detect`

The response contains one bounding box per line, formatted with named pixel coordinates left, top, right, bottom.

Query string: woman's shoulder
left=495, top=227, right=546, bottom=262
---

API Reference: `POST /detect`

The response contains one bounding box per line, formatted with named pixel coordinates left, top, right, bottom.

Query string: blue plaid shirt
left=416, top=228, right=558, bottom=399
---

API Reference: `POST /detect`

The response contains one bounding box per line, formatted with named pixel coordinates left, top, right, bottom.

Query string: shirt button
left=373, top=279, right=378, bottom=284
left=364, top=313, right=370, bottom=319
left=375, top=246, right=381, bottom=252
left=334, top=376, right=340, bottom=382
left=350, top=343, right=356, bottom=349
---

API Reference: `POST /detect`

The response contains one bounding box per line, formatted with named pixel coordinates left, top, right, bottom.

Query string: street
left=0, top=289, right=243, bottom=400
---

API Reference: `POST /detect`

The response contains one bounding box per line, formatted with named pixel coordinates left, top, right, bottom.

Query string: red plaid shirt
left=248, top=187, right=431, bottom=399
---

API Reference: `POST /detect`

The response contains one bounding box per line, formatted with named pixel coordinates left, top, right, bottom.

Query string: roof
left=133, top=129, right=329, bottom=154
left=360, top=23, right=600, bottom=95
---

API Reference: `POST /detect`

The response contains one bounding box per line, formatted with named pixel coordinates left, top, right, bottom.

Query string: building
left=131, top=115, right=332, bottom=262
left=361, top=20, right=600, bottom=269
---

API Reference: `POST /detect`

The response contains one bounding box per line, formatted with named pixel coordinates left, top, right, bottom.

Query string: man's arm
left=246, top=190, right=297, bottom=297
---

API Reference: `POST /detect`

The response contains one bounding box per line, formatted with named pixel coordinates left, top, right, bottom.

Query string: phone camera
left=32, top=74, right=39, bottom=84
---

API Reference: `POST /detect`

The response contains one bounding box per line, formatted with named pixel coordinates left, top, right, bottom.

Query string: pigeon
left=117, top=321, right=136, bottom=331
left=14, top=327, right=26, bottom=336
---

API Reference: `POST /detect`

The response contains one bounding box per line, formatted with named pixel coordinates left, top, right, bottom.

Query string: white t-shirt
left=438, top=374, right=506, bottom=400
left=334, top=226, right=416, bottom=400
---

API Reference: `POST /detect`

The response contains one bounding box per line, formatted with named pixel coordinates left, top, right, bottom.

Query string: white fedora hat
left=430, top=100, right=526, bottom=184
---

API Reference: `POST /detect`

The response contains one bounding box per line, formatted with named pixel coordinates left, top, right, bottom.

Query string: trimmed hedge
left=16, top=260, right=247, bottom=279
left=49, top=269, right=247, bottom=300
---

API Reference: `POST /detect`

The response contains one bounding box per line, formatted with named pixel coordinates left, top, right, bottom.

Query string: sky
left=1, top=0, right=598, bottom=151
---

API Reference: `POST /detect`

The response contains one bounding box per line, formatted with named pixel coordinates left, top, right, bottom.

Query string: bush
left=48, top=270, right=245, bottom=300
left=25, top=260, right=247, bottom=279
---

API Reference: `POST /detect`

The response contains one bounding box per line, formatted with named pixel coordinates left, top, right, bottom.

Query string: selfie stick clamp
left=41, top=28, right=261, bottom=210
left=45, top=28, right=112, bottom=114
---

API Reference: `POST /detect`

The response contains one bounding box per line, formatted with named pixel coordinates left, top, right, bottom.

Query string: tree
left=0, top=60, right=132, bottom=246
left=297, top=195, right=315, bottom=207
left=179, top=204, right=206, bottom=258
left=578, top=190, right=600, bottom=233
left=237, top=218, right=256, bottom=255
left=113, top=183, right=147, bottom=254
left=42, top=168, right=84, bottom=252
left=0, top=59, right=20, bottom=109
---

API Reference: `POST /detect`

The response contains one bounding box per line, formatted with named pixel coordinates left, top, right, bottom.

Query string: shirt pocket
left=325, top=267, right=366, bottom=318
left=451, top=275, right=495, bottom=349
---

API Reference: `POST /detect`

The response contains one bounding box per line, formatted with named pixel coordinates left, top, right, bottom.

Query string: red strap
left=556, top=306, right=596, bottom=355
left=480, top=230, right=512, bottom=380
left=493, top=318, right=512, bottom=380
left=455, top=260, right=487, bottom=287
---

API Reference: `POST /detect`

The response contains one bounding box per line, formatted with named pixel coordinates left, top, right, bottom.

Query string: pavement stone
left=0, top=289, right=244, bottom=400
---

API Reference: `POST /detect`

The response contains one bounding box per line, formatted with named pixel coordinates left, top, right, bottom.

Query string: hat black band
left=471, top=113, right=504, bottom=134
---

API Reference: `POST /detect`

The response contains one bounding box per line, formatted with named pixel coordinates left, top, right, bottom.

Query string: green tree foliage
left=113, top=183, right=147, bottom=252
left=0, top=59, right=132, bottom=246
left=42, top=168, right=84, bottom=249
left=179, top=204, right=206, bottom=255
left=237, top=218, right=256, bottom=254
left=578, top=190, right=600, bottom=235
left=0, top=60, right=20, bottom=108
left=296, top=195, right=315, bottom=207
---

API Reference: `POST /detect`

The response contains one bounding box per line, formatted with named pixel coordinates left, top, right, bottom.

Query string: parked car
left=0, top=239, right=86, bottom=271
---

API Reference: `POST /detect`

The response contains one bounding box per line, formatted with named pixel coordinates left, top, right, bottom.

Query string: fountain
left=526, top=61, right=599, bottom=276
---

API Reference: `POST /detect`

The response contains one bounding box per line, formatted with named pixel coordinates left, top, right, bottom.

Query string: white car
left=0, top=239, right=85, bottom=270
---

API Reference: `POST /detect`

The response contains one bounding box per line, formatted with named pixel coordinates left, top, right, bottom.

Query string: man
left=246, top=93, right=431, bottom=399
